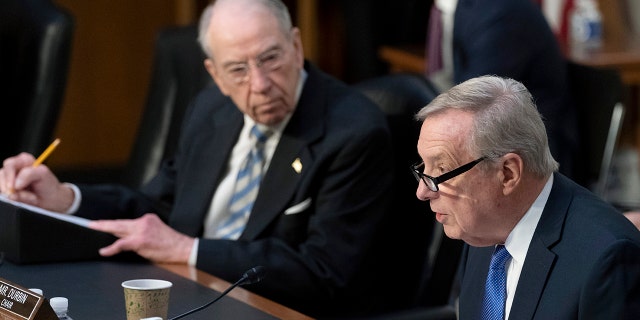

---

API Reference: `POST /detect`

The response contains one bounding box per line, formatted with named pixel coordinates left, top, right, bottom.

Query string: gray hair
left=197, top=0, right=293, bottom=58
left=415, top=75, right=559, bottom=177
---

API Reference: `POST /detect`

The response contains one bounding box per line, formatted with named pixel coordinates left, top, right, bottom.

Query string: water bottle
left=29, top=288, right=43, bottom=296
left=49, top=297, right=73, bottom=320
left=570, top=0, right=602, bottom=47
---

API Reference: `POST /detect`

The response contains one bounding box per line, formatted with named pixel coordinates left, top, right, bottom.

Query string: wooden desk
left=378, top=45, right=426, bottom=74
left=159, top=264, right=313, bottom=320
left=378, top=44, right=426, bottom=74
left=562, top=35, right=640, bottom=148
left=563, top=38, right=640, bottom=85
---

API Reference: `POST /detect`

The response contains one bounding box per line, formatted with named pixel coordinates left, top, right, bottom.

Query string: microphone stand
left=169, top=266, right=265, bottom=320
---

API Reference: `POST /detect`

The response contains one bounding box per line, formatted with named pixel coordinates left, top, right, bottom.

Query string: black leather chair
left=352, top=73, right=462, bottom=319
left=122, top=24, right=216, bottom=188
left=567, top=62, right=626, bottom=201
left=0, top=0, right=74, bottom=160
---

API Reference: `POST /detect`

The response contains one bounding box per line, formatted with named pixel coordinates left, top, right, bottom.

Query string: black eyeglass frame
left=411, top=157, right=487, bottom=192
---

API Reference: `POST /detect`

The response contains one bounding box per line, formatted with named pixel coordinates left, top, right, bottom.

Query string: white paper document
left=0, top=194, right=90, bottom=227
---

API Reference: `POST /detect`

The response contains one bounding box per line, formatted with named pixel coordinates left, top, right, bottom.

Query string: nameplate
left=0, top=278, right=56, bottom=320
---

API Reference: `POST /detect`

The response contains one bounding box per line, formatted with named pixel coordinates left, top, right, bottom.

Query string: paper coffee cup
left=122, top=279, right=172, bottom=320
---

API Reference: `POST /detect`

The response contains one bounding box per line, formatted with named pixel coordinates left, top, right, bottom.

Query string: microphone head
left=241, top=266, right=266, bottom=285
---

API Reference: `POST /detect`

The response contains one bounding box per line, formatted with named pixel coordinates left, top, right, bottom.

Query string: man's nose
left=248, top=65, right=271, bottom=92
left=416, top=181, right=437, bottom=201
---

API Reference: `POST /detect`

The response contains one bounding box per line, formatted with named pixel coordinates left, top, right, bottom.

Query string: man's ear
left=204, top=58, right=230, bottom=96
left=499, top=153, right=523, bottom=195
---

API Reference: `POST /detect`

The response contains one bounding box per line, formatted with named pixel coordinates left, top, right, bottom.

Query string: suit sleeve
left=580, top=239, right=640, bottom=318
left=454, top=3, right=558, bottom=83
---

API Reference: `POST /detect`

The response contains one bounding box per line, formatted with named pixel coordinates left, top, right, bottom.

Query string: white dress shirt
left=502, top=174, right=553, bottom=320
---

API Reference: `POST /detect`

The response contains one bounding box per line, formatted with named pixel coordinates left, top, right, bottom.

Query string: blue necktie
left=481, top=245, right=511, bottom=320
left=217, top=125, right=270, bottom=239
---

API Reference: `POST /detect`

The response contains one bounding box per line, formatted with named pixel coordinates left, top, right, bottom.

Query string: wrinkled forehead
left=421, top=109, right=473, bottom=142
left=208, top=6, right=288, bottom=60
left=418, top=109, right=474, bottom=158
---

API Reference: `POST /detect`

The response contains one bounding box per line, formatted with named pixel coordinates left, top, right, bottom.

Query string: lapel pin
left=292, top=158, right=302, bottom=173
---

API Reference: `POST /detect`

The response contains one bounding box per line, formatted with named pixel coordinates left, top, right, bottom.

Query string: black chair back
left=123, top=25, right=215, bottom=188
left=353, top=73, right=463, bottom=312
left=568, top=62, right=626, bottom=198
left=0, top=0, right=74, bottom=159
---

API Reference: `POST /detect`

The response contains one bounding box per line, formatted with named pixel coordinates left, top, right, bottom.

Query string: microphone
left=237, top=266, right=266, bottom=285
left=169, top=266, right=266, bottom=320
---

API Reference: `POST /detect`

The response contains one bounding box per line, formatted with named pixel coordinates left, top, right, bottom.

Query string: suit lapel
left=171, top=99, right=243, bottom=236
left=461, top=174, right=572, bottom=319
left=510, top=173, right=570, bottom=318
left=241, top=133, right=309, bottom=239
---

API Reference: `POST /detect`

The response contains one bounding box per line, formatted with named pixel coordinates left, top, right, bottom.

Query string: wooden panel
left=297, top=0, right=319, bottom=63
left=50, top=0, right=177, bottom=169
left=175, top=0, right=197, bottom=25
left=378, top=44, right=425, bottom=74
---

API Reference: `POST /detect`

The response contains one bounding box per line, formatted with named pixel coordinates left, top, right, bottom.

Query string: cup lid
left=121, top=279, right=172, bottom=290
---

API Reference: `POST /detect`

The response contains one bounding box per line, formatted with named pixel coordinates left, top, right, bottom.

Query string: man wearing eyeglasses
left=0, top=0, right=406, bottom=317
left=411, top=75, right=640, bottom=319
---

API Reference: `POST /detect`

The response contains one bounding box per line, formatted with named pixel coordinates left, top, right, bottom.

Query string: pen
left=32, top=138, right=61, bottom=167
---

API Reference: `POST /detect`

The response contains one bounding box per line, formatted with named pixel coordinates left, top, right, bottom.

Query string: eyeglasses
left=410, top=157, right=486, bottom=192
left=221, top=48, right=285, bottom=85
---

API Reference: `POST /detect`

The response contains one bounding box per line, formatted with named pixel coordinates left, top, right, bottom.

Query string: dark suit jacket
left=76, top=62, right=398, bottom=317
left=458, top=173, right=640, bottom=319
left=453, top=0, right=578, bottom=176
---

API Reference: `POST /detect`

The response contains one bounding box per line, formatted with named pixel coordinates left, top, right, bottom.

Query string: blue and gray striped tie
left=217, top=125, right=270, bottom=239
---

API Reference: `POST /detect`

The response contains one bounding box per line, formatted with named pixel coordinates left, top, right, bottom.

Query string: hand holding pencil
left=1, top=138, right=61, bottom=195
left=0, top=138, right=75, bottom=213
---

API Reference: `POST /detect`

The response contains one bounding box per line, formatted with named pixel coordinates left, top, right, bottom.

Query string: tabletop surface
left=0, top=259, right=278, bottom=320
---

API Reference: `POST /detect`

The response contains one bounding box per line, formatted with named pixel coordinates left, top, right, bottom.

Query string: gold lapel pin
left=292, top=158, right=302, bottom=173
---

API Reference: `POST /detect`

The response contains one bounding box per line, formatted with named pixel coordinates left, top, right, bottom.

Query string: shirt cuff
left=63, top=183, right=81, bottom=214
left=188, top=238, right=199, bottom=266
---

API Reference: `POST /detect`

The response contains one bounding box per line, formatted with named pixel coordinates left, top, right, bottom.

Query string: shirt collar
left=504, top=174, right=554, bottom=264
left=435, top=0, right=458, bottom=14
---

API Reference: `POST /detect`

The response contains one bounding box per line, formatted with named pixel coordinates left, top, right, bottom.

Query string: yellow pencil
left=32, top=138, right=61, bottom=167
